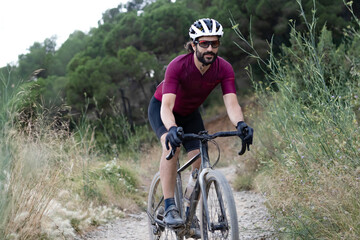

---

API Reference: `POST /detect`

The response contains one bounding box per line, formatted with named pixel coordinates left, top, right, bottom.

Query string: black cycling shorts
left=148, top=96, right=205, bottom=152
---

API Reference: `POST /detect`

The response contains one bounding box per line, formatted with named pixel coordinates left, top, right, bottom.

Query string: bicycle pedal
left=185, top=228, right=201, bottom=239
left=156, top=206, right=165, bottom=221
left=152, top=224, right=162, bottom=235
left=165, top=223, right=184, bottom=229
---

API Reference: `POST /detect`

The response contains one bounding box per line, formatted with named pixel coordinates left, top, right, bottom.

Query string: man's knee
left=187, top=149, right=200, bottom=159
left=160, top=133, right=181, bottom=158
left=160, top=133, right=169, bottom=151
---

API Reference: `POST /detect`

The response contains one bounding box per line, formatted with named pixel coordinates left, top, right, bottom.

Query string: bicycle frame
left=175, top=150, right=200, bottom=234
left=149, top=129, right=242, bottom=238
left=175, top=136, right=220, bottom=233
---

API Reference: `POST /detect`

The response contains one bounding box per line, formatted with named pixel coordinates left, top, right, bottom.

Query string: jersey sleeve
left=220, top=60, right=236, bottom=95
left=162, top=58, right=181, bottom=95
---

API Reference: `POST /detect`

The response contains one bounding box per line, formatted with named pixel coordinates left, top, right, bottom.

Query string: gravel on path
left=76, top=166, right=276, bottom=240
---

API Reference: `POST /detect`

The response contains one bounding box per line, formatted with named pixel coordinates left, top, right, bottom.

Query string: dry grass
left=0, top=114, right=148, bottom=239
left=1, top=131, right=63, bottom=239
left=255, top=161, right=360, bottom=239
left=203, top=99, right=260, bottom=190
left=229, top=2, right=360, bottom=238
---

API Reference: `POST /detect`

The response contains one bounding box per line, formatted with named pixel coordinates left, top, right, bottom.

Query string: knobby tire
left=147, top=172, right=183, bottom=240
left=200, top=170, right=239, bottom=240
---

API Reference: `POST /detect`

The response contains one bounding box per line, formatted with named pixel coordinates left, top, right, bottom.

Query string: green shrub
left=97, top=159, right=139, bottom=193
left=0, top=72, right=145, bottom=238
left=72, top=96, right=157, bottom=160
left=233, top=1, right=360, bottom=239
left=234, top=173, right=254, bottom=191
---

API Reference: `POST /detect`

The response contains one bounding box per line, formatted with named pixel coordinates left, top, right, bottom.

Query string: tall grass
left=73, top=96, right=157, bottom=161
left=232, top=1, right=360, bottom=239
left=0, top=70, right=56, bottom=238
left=0, top=69, right=147, bottom=239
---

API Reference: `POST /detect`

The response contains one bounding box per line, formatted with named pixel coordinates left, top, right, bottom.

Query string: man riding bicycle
left=148, top=18, right=253, bottom=237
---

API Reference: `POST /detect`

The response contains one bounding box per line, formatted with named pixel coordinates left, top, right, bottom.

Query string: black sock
left=164, top=198, right=175, bottom=211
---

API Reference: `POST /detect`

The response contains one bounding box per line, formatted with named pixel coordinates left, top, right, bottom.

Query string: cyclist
left=148, top=18, right=253, bottom=233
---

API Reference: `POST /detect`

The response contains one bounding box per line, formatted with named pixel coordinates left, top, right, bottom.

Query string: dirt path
left=76, top=166, right=275, bottom=240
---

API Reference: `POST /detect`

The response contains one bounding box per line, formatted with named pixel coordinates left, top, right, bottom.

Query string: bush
left=0, top=72, right=146, bottom=238
left=233, top=1, right=360, bottom=239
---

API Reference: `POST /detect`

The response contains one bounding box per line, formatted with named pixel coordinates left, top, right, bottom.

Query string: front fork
left=199, top=168, right=212, bottom=231
left=198, top=137, right=214, bottom=232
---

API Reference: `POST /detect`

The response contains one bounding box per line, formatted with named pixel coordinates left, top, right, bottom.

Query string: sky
left=0, top=0, right=128, bottom=67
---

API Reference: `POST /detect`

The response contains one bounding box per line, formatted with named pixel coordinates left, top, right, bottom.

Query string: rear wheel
left=200, top=170, right=239, bottom=239
left=147, top=172, right=184, bottom=240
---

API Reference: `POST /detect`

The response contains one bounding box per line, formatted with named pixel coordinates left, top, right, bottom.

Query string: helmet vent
left=189, top=18, right=223, bottom=41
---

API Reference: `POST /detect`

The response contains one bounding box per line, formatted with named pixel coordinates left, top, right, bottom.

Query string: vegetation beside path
left=1, top=1, right=359, bottom=239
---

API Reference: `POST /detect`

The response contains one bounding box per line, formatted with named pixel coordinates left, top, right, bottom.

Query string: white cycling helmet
left=189, top=18, right=224, bottom=41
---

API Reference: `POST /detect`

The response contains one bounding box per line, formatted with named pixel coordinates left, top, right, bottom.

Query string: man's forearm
left=227, top=104, right=244, bottom=126
left=223, top=93, right=244, bottom=126
left=161, top=93, right=177, bottom=130
left=161, top=108, right=177, bottom=130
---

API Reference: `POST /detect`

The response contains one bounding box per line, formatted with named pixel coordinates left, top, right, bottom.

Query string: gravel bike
left=147, top=127, right=246, bottom=239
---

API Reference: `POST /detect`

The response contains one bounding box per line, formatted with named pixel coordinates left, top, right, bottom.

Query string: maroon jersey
left=154, top=53, right=236, bottom=116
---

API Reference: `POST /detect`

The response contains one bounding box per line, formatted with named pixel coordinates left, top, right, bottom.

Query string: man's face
left=193, top=36, right=220, bottom=66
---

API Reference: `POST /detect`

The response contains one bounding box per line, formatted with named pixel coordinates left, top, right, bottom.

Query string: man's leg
left=187, top=149, right=201, bottom=171
left=159, top=133, right=180, bottom=199
left=147, top=97, right=183, bottom=226
left=159, top=133, right=184, bottom=227
left=185, top=149, right=202, bottom=239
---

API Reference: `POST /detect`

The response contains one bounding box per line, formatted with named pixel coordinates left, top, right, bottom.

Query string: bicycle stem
left=200, top=140, right=211, bottom=169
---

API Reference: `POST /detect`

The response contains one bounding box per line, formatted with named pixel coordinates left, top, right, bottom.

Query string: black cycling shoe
left=164, top=205, right=184, bottom=228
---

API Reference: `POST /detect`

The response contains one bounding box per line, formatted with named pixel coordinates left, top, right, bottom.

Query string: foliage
left=2, top=0, right=357, bottom=132
left=71, top=95, right=157, bottom=157
left=83, top=159, right=140, bottom=203
left=238, top=1, right=360, bottom=239
left=67, top=56, right=116, bottom=112
left=17, top=37, right=64, bottom=79
left=1, top=0, right=360, bottom=237
left=52, top=31, right=89, bottom=76
left=0, top=78, right=147, bottom=239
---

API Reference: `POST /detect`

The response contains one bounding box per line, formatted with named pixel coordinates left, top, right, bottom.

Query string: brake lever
left=238, top=140, right=246, bottom=155
left=238, top=127, right=249, bottom=155
left=166, top=148, right=176, bottom=160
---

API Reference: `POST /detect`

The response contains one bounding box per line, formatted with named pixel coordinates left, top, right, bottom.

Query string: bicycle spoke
left=149, top=130, right=242, bottom=240
left=164, top=227, right=178, bottom=239
left=201, top=170, right=239, bottom=240
left=148, top=172, right=184, bottom=240
left=208, top=181, right=229, bottom=237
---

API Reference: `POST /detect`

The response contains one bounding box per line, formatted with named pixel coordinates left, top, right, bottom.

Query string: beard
left=195, top=48, right=218, bottom=66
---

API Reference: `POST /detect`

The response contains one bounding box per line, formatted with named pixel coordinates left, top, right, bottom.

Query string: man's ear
left=191, top=42, right=196, bottom=52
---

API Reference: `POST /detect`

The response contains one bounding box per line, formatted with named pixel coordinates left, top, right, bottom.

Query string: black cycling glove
left=165, top=126, right=183, bottom=151
left=236, top=121, right=254, bottom=151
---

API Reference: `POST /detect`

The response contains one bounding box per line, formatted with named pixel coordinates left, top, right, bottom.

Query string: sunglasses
left=195, top=40, right=220, bottom=48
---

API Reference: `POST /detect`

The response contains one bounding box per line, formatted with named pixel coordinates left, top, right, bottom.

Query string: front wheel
left=200, top=170, right=239, bottom=240
left=147, top=172, right=183, bottom=240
